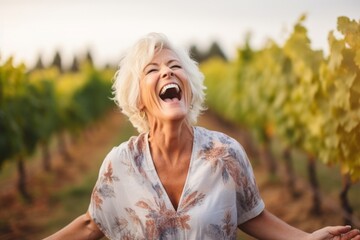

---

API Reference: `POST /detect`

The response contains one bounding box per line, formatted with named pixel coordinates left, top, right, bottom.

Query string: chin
left=164, top=112, right=188, bottom=121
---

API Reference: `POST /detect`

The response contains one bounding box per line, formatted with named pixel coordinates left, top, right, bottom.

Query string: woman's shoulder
left=195, top=126, right=239, bottom=145
left=110, top=133, right=147, bottom=156
left=195, top=126, right=247, bottom=157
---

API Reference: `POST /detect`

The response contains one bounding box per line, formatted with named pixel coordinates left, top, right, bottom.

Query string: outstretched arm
left=239, top=209, right=308, bottom=240
left=44, top=211, right=104, bottom=240
left=239, top=209, right=360, bottom=240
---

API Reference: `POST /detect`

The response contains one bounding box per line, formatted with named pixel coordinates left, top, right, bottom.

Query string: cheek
left=140, top=76, right=154, bottom=95
left=139, top=79, right=160, bottom=110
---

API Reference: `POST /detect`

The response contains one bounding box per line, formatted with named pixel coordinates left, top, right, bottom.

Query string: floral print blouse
left=89, top=126, right=264, bottom=240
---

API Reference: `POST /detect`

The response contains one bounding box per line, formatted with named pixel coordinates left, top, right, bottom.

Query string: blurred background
left=1, top=0, right=360, bottom=239
left=1, top=0, right=359, bottom=68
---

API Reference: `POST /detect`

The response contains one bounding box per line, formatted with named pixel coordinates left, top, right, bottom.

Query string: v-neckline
left=144, top=126, right=197, bottom=212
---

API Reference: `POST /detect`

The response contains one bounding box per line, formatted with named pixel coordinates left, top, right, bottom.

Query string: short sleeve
left=88, top=148, right=119, bottom=239
left=235, top=143, right=265, bottom=225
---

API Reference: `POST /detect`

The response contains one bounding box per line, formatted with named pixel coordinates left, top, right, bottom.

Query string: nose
left=161, top=65, right=174, bottom=79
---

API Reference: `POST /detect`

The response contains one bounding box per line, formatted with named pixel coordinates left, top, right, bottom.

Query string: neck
left=148, top=120, right=193, bottom=165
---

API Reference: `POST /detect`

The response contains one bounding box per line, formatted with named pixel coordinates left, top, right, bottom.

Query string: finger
left=340, top=229, right=360, bottom=240
left=328, top=225, right=352, bottom=235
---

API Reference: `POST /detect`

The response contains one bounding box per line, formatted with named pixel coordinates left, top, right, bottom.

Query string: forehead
left=150, top=48, right=180, bottom=63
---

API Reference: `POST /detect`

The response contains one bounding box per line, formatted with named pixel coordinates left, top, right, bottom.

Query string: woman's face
left=139, top=48, right=191, bottom=125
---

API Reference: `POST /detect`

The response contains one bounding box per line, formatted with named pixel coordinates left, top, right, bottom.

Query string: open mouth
left=159, top=83, right=182, bottom=102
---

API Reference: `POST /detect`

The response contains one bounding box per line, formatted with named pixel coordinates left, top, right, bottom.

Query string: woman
left=45, top=33, right=360, bottom=240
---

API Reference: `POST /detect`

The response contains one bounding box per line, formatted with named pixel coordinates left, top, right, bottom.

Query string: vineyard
left=202, top=16, right=360, bottom=225
left=0, top=57, right=115, bottom=201
left=0, top=15, right=359, bottom=239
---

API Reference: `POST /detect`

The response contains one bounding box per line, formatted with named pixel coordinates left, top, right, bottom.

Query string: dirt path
left=0, top=110, right=356, bottom=239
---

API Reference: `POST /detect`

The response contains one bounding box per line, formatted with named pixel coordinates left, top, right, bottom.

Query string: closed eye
left=145, top=68, right=158, bottom=75
left=170, top=65, right=182, bottom=69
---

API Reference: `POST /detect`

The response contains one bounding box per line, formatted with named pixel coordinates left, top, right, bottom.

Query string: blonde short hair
left=112, top=32, right=206, bottom=133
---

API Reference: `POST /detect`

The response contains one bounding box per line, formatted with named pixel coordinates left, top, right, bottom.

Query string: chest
left=152, top=155, right=190, bottom=210
left=114, top=156, right=239, bottom=238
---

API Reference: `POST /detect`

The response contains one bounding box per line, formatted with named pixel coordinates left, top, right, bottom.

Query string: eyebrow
left=143, top=59, right=180, bottom=71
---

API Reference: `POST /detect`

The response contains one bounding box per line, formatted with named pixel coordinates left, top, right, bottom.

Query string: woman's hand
left=309, top=226, right=360, bottom=240
left=239, top=209, right=360, bottom=240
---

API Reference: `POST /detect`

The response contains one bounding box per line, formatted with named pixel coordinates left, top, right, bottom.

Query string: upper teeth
left=160, top=83, right=179, bottom=95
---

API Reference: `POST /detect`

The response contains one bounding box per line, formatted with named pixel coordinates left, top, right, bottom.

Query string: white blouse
left=89, top=126, right=264, bottom=240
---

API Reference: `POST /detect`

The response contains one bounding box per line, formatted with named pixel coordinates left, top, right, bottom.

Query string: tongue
left=163, top=97, right=179, bottom=103
left=160, top=87, right=180, bottom=102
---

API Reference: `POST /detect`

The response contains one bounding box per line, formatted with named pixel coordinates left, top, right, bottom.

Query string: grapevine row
left=0, top=59, right=114, bottom=201
left=201, top=16, right=360, bottom=224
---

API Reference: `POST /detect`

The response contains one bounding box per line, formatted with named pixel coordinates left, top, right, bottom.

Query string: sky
left=0, top=0, right=359, bottom=68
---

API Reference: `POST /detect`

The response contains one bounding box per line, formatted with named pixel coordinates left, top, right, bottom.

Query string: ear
left=137, top=98, right=145, bottom=111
